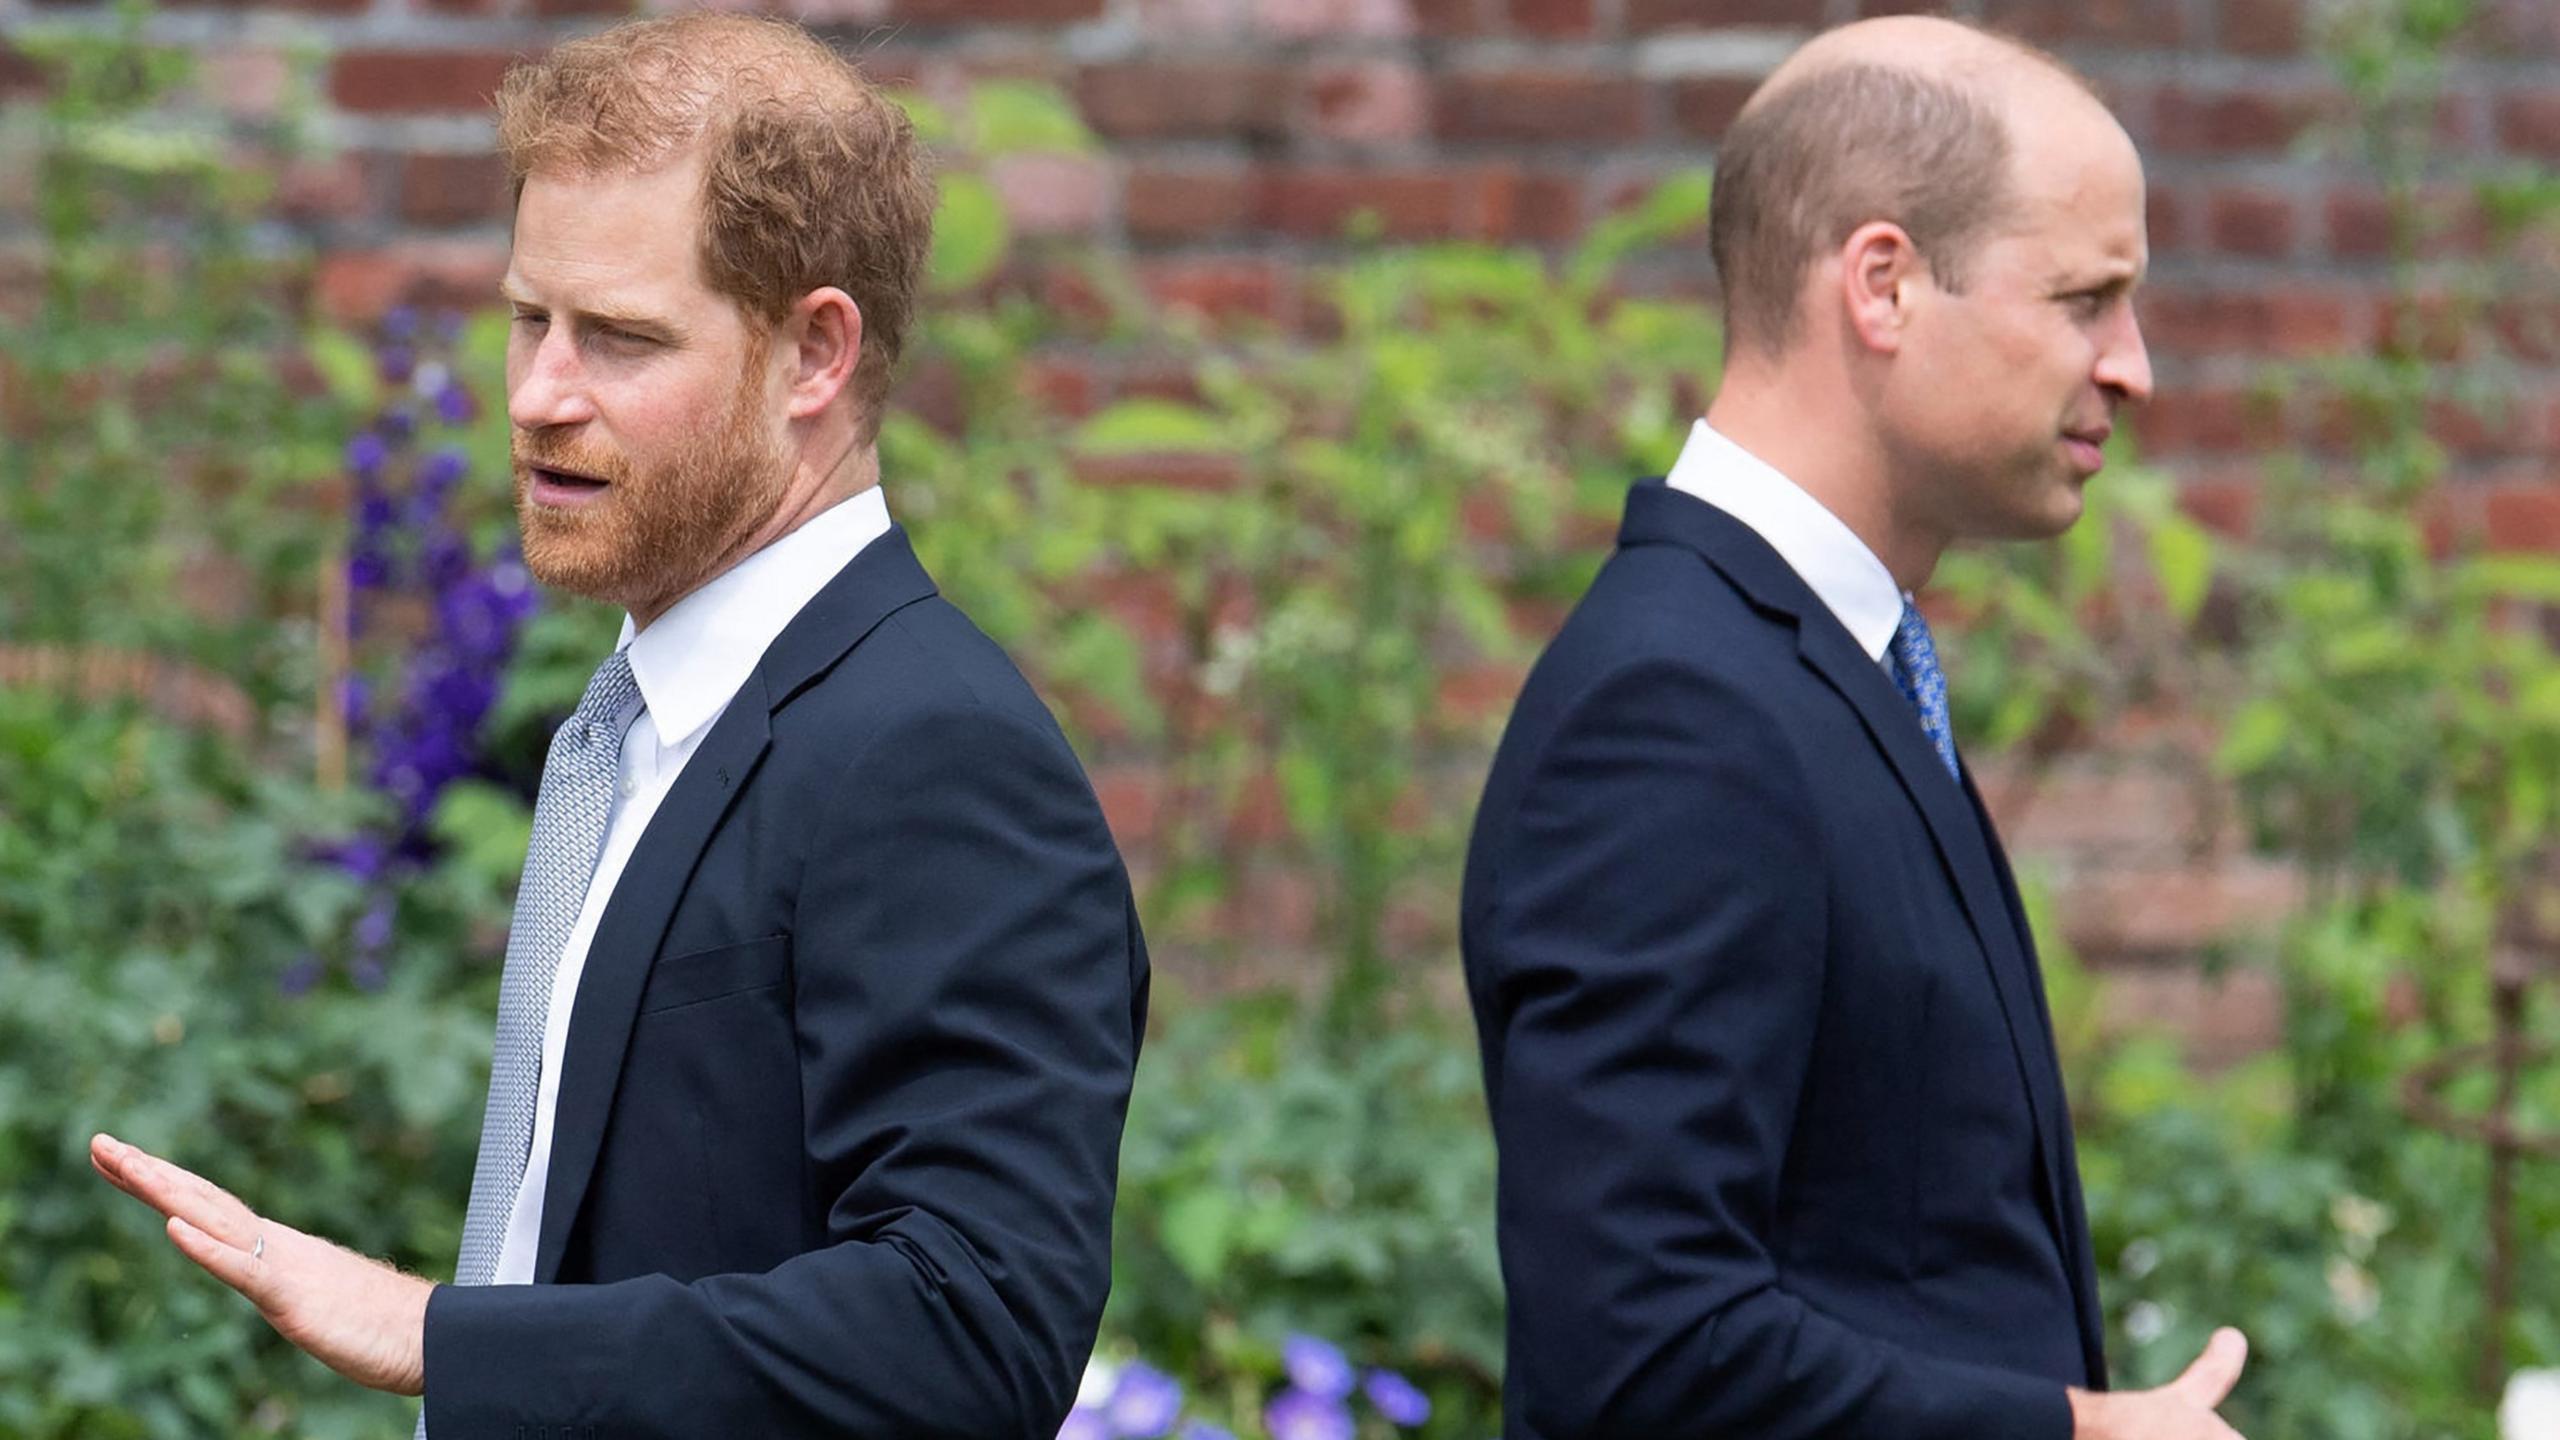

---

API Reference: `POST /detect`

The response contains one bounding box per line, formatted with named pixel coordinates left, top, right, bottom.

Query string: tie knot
left=576, top=648, right=642, bottom=728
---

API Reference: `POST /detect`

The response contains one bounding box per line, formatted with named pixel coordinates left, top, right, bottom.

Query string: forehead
left=1985, top=104, right=2149, bottom=278
left=503, top=156, right=714, bottom=309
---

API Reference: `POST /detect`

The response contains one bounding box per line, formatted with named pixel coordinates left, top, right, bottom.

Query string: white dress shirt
left=490, top=484, right=894, bottom=1285
left=1663, top=419, right=1904, bottom=668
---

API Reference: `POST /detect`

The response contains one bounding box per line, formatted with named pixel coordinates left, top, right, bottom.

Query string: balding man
left=1461, top=17, right=2249, bottom=1440
left=91, top=15, right=1147, bottom=1437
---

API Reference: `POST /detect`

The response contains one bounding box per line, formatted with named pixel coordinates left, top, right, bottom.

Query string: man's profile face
left=1883, top=94, right=2154, bottom=543
left=500, top=151, right=793, bottom=616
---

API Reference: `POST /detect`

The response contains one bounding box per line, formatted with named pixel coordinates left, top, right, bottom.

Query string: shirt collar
left=1663, top=420, right=1904, bottom=663
left=618, top=485, right=894, bottom=747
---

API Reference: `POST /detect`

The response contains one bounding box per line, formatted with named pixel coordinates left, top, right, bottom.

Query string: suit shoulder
left=776, top=594, right=1082, bottom=769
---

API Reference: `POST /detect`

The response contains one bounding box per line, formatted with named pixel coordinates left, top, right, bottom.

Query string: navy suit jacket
left=421, top=527, right=1149, bottom=1438
left=1461, top=483, right=2105, bottom=1440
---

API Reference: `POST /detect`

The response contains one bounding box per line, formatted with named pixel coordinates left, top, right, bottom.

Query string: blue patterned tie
left=421, top=648, right=640, bottom=1438
left=1889, top=599, right=1961, bottom=782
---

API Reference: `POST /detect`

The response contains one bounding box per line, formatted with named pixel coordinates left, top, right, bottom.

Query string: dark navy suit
left=1461, top=483, right=2104, bottom=1440
left=422, top=528, right=1149, bottom=1437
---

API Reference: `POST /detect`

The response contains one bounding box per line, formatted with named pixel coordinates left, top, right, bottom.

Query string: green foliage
left=1105, top=1000, right=1502, bottom=1435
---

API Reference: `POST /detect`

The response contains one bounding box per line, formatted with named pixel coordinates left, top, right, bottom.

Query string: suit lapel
left=532, top=525, right=941, bottom=1282
left=1618, top=483, right=2078, bottom=1269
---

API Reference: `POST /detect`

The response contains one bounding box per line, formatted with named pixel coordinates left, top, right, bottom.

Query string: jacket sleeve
left=421, top=697, right=1148, bottom=1439
left=1475, top=659, right=2071, bottom=1440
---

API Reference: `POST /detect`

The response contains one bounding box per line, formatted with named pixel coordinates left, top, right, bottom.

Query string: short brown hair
left=1708, top=60, right=2016, bottom=357
left=495, top=14, right=934, bottom=443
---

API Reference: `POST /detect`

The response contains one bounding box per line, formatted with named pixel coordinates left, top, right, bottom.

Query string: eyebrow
left=497, top=281, right=689, bottom=343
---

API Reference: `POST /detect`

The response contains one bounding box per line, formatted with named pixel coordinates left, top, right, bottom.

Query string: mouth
left=2061, top=426, right=2111, bottom=476
left=525, top=464, right=612, bottom=508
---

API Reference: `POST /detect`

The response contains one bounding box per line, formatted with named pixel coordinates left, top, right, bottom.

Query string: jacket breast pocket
left=637, top=934, right=790, bottom=1015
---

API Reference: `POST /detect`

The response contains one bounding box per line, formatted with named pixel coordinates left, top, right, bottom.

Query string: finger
left=99, top=1140, right=261, bottom=1247
left=2169, top=1327, right=2249, bottom=1410
left=167, top=1215, right=264, bottom=1301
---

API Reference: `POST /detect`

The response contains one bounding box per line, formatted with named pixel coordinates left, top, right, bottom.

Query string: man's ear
left=1837, top=221, right=1921, bottom=356
left=782, top=287, right=863, bottom=421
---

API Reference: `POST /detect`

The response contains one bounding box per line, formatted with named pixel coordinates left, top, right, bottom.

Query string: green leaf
left=2147, top=514, right=2214, bottom=624
left=1070, top=399, right=1240, bottom=456
left=305, top=328, right=377, bottom=409
left=1159, top=1186, right=1235, bottom=1284
left=2217, top=698, right=2291, bottom=775
left=927, top=173, right=1008, bottom=293
left=967, top=80, right=1094, bottom=156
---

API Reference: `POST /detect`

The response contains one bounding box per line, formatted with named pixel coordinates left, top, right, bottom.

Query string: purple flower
left=377, top=344, right=415, bottom=385
left=348, top=548, right=390, bottom=592
left=418, top=447, right=469, bottom=500
left=322, top=833, right=386, bottom=882
left=279, top=954, right=324, bottom=997
left=1105, top=1363, right=1182, bottom=1438
left=1364, top=1370, right=1430, bottom=1427
left=354, top=897, right=395, bottom=954
left=382, top=305, right=420, bottom=342
left=1265, top=1389, right=1354, bottom=1440
left=1281, top=1336, right=1355, bottom=1402
left=379, top=407, right=416, bottom=443
left=435, top=383, right=477, bottom=426
left=1176, top=1426, right=1233, bottom=1440
left=1056, top=1409, right=1112, bottom=1440
left=345, top=432, right=389, bottom=477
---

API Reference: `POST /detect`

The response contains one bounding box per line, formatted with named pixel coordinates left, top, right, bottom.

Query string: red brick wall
left=5, top=0, right=2555, bottom=1053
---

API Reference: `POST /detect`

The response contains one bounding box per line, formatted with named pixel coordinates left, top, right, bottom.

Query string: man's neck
left=1705, top=376, right=1940, bottom=592
left=628, top=445, right=879, bottom=633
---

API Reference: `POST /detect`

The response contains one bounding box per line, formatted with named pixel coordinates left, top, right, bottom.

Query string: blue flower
left=1265, top=1388, right=1353, bottom=1440
left=1281, top=1335, right=1355, bottom=1402
left=1364, top=1369, right=1430, bottom=1427
left=1105, top=1362, right=1182, bottom=1437
left=1055, top=1408, right=1112, bottom=1440
left=345, top=432, right=389, bottom=477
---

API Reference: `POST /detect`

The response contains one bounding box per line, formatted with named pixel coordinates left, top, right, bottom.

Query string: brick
left=2325, top=185, right=2395, bottom=259
left=1076, top=61, right=1290, bottom=142
left=1981, top=0, right=2186, bottom=47
left=2140, top=285, right=2357, bottom=359
left=2219, top=0, right=2303, bottom=54
left=535, top=0, right=636, bottom=14
left=273, top=152, right=379, bottom=225
left=1666, top=76, right=1755, bottom=142
left=1438, top=662, right=1529, bottom=724
left=1625, top=0, right=1801, bottom=30
left=2494, top=297, right=2560, bottom=365
left=310, top=241, right=508, bottom=322
left=2376, top=292, right=2478, bottom=364
left=2483, top=483, right=2560, bottom=554
left=1089, top=764, right=1165, bottom=845
left=1072, top=452, right=1245, bottom=492
left=1129, top=0, right=1254, bottom=34
left=2204, top=184, right=2297, bottom=258
left=1138, top=255, right=1291, bottom=324
left=1124, top=167, right=1253, bottom=243
left=400, top=152, right=511, bottom=227
left=991, top=152, right=1110, bottom=236
left=1409, top=0, right=1490, bottom=34
left=2144, top=181, right=2187, bottom=253
left=0, top=43, right=44, bottom=99
left=1433, top=69, right=1647, bottom=144
left=1253, top=0, right=1413, bottom=39
left=2136, top=383, right=2265, bottom=455
left=1020, top=355, right=1100, bottom=418
left=2495, top=92, right=2560, bottom=162
left=1987, top=767, right=2206, bottom=853
left=2150, top=83, right=2331, bottom=155
left=892, top=0, right=1102, bottom=22
left=2176, top=472, right=2259, bottom=537
left=2482, top=0, right=2560, bottom=58
left=1257, top=166, right=1464, bottom=241
left=2098, top=965, right=2285, bottom=1067
left=1306, top=61, right=1429, bottom=145
left=329, top=50, right=522, bottom=115
left=1504, top=0, right=1594, bottom=37
left=2060, top=861, right=2302, bottom=954
left=1470, top=165, right=1585, bottom=243
left=195, top=48, right=295, bottom=118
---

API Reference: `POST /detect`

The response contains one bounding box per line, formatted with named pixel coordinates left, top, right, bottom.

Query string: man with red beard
left=90, top=16, right=1149, bottom=1437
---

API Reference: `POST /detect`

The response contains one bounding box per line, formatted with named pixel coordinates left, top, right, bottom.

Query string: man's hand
left=2070, top=1328, right=2250, bottom=1440
left=89, top=1133, right=432, bottom=1396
